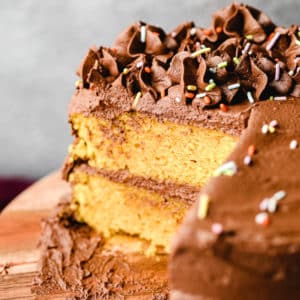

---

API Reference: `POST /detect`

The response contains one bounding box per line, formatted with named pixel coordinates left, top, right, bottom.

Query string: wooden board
left=0, top=172, right=70, bottom=300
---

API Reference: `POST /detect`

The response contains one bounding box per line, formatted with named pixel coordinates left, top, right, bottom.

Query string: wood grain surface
left=0, top=172, right=70, bottom=300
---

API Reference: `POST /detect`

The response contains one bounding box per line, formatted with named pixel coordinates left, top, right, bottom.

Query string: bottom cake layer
left=32, top=199, right=169, bottom=300
left=70, top=170, right=191, bottom=254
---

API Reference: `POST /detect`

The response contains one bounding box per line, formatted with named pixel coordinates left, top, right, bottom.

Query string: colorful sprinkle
left=133, top=92, right=142, bottom=108
left=255, top=212, right=270, bottom=226
left=205, top=82, right=216, bottom=92
left=288, top=70, right=294, bottom=76
left=216, top=26, right=223, bottom=34
left=196, top=92, right=207, bottom=99
left=75, top=79, right=82, bottom=88
left=266, top=32, right=281, bottom=51
left=209, top=67, right=217, bottom=73
left=233, top=57, right=240, bottom=65
left=261, top=124, right=269, bottom=134
left=228, top=83, right=240, bottom=90
left=185, top=92, right=195, bottom=99
left=245, top=34, right=253, bottom=40
left=190, top=27, right=197, bottom=36
left=248, top=145, right=256, bottom=156
left=220, top=103, right=228, bottom=112
left=243, top=155, right=252, bottom=166
left=267, top=198, right=278, bottom=213
left=144, top=66, right=151, bottom=73
left=268, top=125, right=276, bottom=133
left=269, top=120, right=278, bottom=128
left=242, top=42, right=251, bottom=54
left=274, top=96, right=287, bottom=101
left=191, top=47, right=211, bottom=58
left=213, top=161, right=238, bottom=177
left=298, top=31, right=300, bottom=39
left=197, top=194, right=210, bottom=219
left=269, top=96, right=274, bottom=101
left=136, top=61, right=144, bottom=68
left=140, top=26, right=147, bottom=43
left=211, top=223, right=223, bottom=235
left=275, top=63, right=281, bottom=81
left=259, top=198, right=269, bottom=211
left=290, top=139, right=298, bottom=150
left=123, top=68, right=130, bottom=75
left=217, top=61, right=228, bottom=69
left=187, top=85, right=198, bottom=91
left=296, top=40, right=300, bottom=46
left=273, top=190, right=287, bottom=202
left=204, top=95, right=211, bottom=104
left=175, top=97, right=181, bottom=103
left=247, top=91, right=255, bottom=104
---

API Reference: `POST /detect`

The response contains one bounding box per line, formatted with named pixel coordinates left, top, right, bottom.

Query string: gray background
left=1, top=0, right=299, bottom=179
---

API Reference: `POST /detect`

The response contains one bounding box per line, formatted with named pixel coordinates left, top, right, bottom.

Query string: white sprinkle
left=255, top=212, right=269, bottom=225
left=288, top=70, right=294, bottom=76
left=274, top=96, right=287, bottom=101
left=175, top=97, right=181, bottom=103
left=209, top=78, right=214, bottom=84
left=275, top=63, right=281, bottom=81
left=266, top=32, right=281, bottom=51
left=196, top=92, right=207, bottom=99
left=260, top=198, right=270, bottom=211
left=211, top=223, right=223, bottom=235
left=267, top=198, right=278, bottom=213
left=136, top=61, right=144, bottom=68
left=209, top=67, right=217, bottom=73
left=190, top=27, right=197, bottom=36
left=269, top=120, right=279, bottom=128
left=242, top=42, right=251, bottom=54
left=140, top=26, right=147, bottom=43
left=243, top=155, right=252, bottom=166
left=290, top=139, right=298, bottom=150
left=273, top=190, right=287, bottom=202
left=171, top=31, right=176, bottom=38
left=261, top=124, right=269, bottom=134
left=247, top=91, right=255, bottom=104
left=201, top=44, right=207, bottom=49
left=228, top=83, right=240, bottom=90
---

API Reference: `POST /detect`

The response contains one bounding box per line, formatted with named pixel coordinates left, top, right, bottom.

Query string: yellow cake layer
left=70, top=171, right=190, bottom=254
left=68, top=112, right=238, bottom=187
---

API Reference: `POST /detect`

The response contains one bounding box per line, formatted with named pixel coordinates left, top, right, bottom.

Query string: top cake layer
left=70, top=2, right=300, bottom=132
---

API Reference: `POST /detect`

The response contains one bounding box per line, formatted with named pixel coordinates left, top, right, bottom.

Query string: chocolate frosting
left=74, top=2, right=300, bottom=116
left=32, top=198, right=169, bottom=299
left=170, top=100, right=300, bottom=300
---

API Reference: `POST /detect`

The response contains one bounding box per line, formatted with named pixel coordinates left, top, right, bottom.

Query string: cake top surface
left=73, top=2, right=300, bottom=118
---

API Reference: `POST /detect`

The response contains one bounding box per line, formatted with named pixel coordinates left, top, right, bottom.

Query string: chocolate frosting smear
left=76, top=3, right=300, bottom=110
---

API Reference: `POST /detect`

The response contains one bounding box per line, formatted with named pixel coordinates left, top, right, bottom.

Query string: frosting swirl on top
left=76, top=3, right=300, bottom=109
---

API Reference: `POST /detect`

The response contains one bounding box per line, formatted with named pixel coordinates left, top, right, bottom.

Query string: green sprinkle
left=187, top=85, right=197, bottom=91
left=217, top=61, right=228, bottom=69
left=191, top=47, right=211, bottom=58
left=296, top=40, right=300, bottom=46
left=233, top=57, right=239, bottom=65
left=298, top=31, right=300, bottom=38
left=269, top=96, right=274, bottom=101
left=245, top=34, right=253, bottom=40
left=205, top=82, right=216, bottom=92
left=213, top=161, right=238, bottom=177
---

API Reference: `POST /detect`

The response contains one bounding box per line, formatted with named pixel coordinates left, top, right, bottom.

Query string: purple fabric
left=0, top=177, right=34, bottom=211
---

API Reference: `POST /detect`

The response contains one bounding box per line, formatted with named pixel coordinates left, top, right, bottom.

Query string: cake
left=34, top=2, right=300, bottom=299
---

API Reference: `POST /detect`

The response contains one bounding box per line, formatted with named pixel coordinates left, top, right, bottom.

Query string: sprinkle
left=144, top=66, right=151, bottom=73
left=201, top=44, right=207, bottom=49
left=217, top=61, right=228, bottom=69
left=295, top=57, right=300, bottom=63
left=211, top=223, right=223, bottom=235
left=191, top=47, right=211, bottom=58
left=266, top=32, right=281, bottom=51
left=248, top=145, right=256, bottom=156
left=274, top=96, right=287, bottom=101
left=209, top=79, right=214, bottom=84
left=242, top=42, right=251, bottom=54
left=204, top=95, right=211, bottom=104
left=171, top=31, right=176, bottom=38
left=228, top=83, right=240, bottom=90
left=187, top=85, right=198, bottom=91
left=203, top=29, right=212, bottom=36
left=220, top=103, right=228, bottom=112
left=298, top=31, right=300, bottom=38
left=216, top=26, right=223, bottom=34
left=245, top=34, right=253, bottom=40
left=243, top=155, right=252, bottom=166
left=197, top=194, right=210, bottom=219
left=269, top=120, right=279, bottom=128
left=290, top=139, right=298, bottom=150
left=185, top=92, right=195, bottom=99
left=175, top=97, right=181, bottom=103
left=132, top=92, right=142, bottom=108
left=268, top=125, right=276, bottom=133
left=275, top=63, right=281, bottom=81
left=75, top=79, right=82, bottom=88
left=233, top=57, right=240, bottom=65
left=209, top=67, right=217, bottom=73
left=122, top=68, right=130, bottom=75
left=255, top=212, right=270, bottom=226
left=140, top=26, right=147, bottom=43
left=273, top=190, right=286, bottom=202
left=190, top=27, right=197, bottom=36
left=261, top=124, right=269, bottom=134
left=247, top=91, right=255, bottom=104
left=213, top=161, right=238, bottom=177
left=196, top=92, right=207, bottom=99
left=296, top=40, right=300, bottom=46
left=205, top=82, right=216, bottom=92
left=259, top=199, right=269, bottom=211
left=288, top=70, right=294, bottom=76
left=269, top=96, right=274, bottom=101
left=267, top=198, right=278, bottom=213
left=136, top=61, right=144, bottom=68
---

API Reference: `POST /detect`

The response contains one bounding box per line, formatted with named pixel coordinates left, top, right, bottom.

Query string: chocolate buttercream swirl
left=76, top=3, right=300, bottom=110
